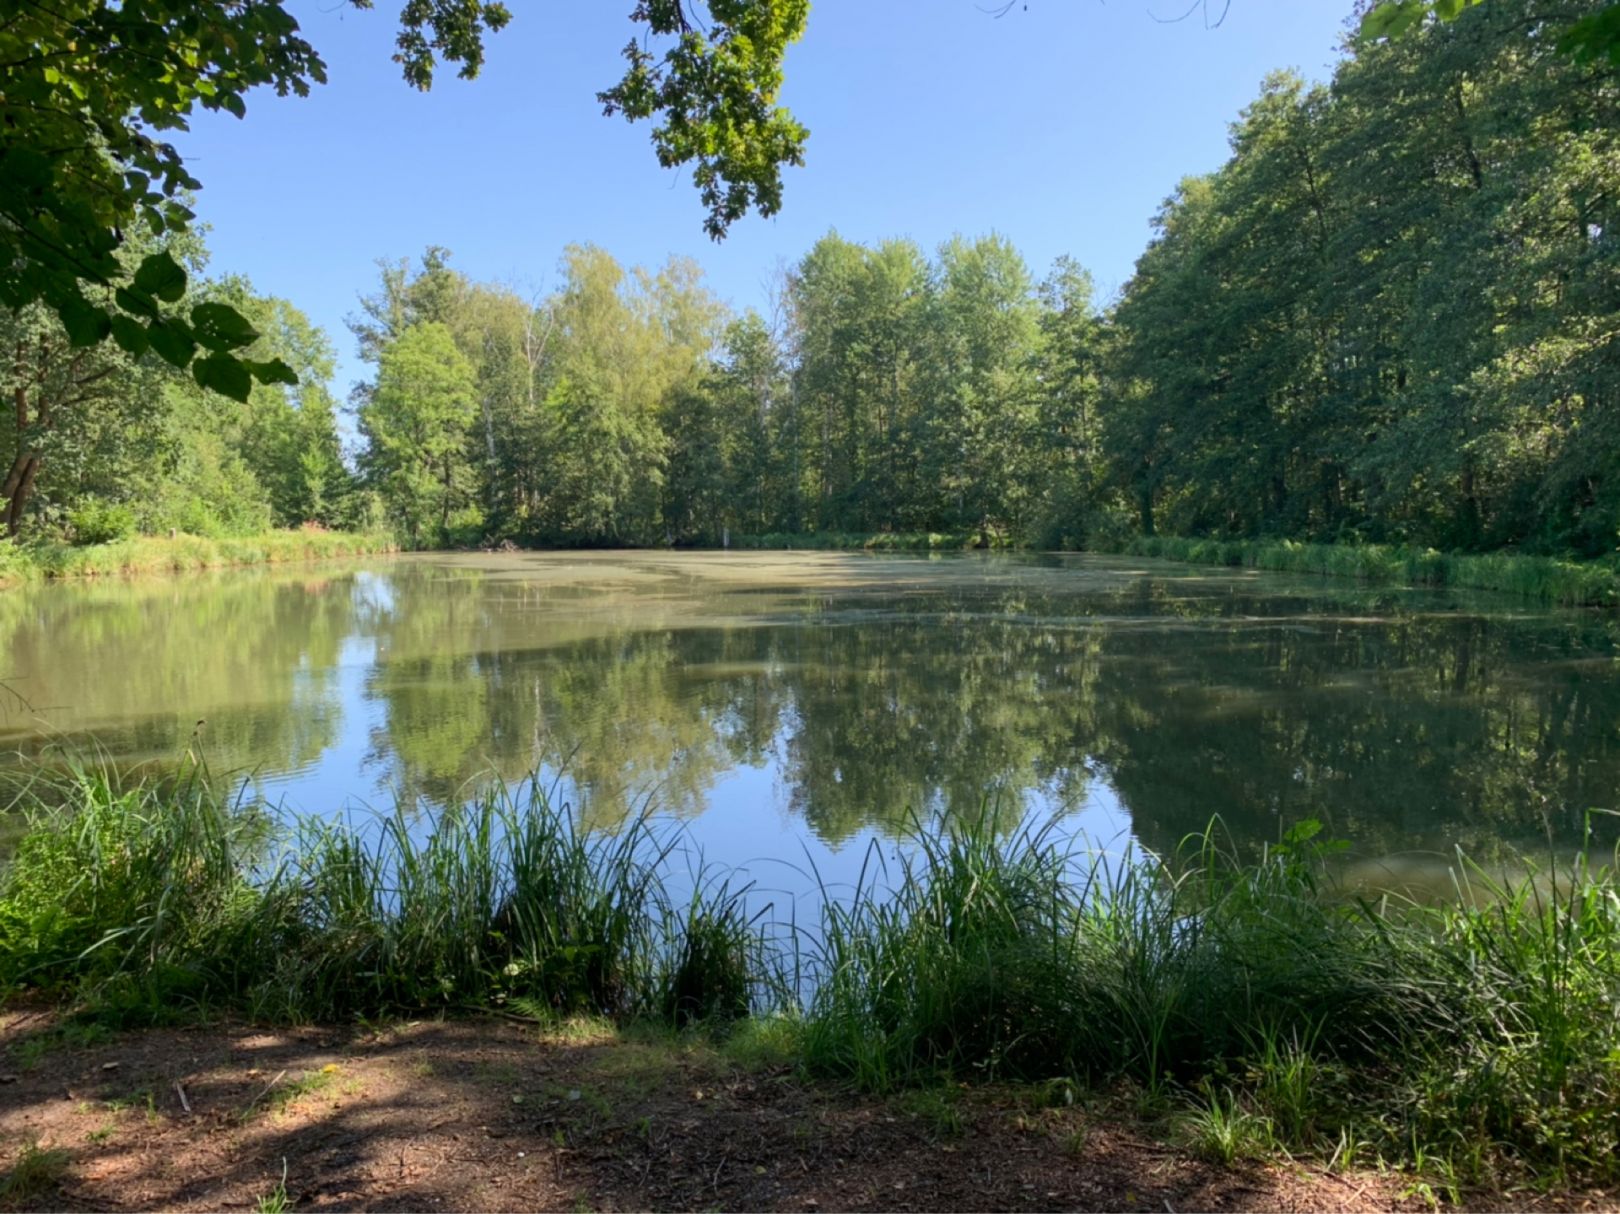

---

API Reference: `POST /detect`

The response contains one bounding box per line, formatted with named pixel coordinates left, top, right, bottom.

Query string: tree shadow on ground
left=0, top=1008, right=1406, bottom=1212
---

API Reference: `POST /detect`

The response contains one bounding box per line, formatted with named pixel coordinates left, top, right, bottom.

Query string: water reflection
left=1, top=553, right=1617, bottom=866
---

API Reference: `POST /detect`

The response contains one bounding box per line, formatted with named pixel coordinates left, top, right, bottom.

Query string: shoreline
left=0, top=531, right=399, bottom=587
left=1086, top=534, right=1620, bottom=609
left=6, top=772, right=1620, bottom=1197
left=6, top=530, right=1614, bottom=612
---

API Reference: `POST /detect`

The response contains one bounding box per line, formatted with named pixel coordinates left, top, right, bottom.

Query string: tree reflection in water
left=1, top=553, right=1615, bottom=868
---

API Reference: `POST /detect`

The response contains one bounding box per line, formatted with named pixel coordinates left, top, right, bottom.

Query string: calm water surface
left=3, top=551, right=1618, bottom=896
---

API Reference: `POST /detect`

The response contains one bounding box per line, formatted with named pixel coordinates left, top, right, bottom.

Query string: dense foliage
left=334, top=234, right=1082, bottom=547
left=4, top=0, right=1617, bottom=565
left=0, top=0, right=806, bottom=400
left=1, top=226, right=354, bottom=540
left=1110, top=1, right=1620, bottom=556
left=331, top=0, right=1620, bottom=558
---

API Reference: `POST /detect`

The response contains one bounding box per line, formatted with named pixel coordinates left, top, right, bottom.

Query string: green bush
left=66, top=502, right=137, bottom=546
left=0, top=540, right=33, bottom=583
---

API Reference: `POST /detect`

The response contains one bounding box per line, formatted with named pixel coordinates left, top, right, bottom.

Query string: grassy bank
left=4, top=769, right=1620, bottom=1192
left=729, top=529, right=1619, bottom=610
left=1100, top=534, right=1620, bottom=608
left=0, top=529, right=398, bottom=584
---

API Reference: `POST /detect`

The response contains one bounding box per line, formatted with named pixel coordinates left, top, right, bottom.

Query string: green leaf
left=191, top=301, right=260, bottom=351
left=192, top=352, right=254, bottom=402
left=115, top=286, right=159, bottom=320
left=244, top=357, right=300, bottom=387
left=147, top=320, right=197, bottom=369
left=0, top=148, right=53, bottom=193
left=60, top=296, right=112, bottom=347
left=133, top=251, right=188, bottom=304
left=1557, top=8, right=1620, bottom=63
left=109, top=314, right=150, bottom=357
left=1358, top=0, right=1426, bottom=42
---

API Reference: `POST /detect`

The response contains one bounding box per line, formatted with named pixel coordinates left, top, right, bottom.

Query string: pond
left=2, top=551, right=1617, bottom=900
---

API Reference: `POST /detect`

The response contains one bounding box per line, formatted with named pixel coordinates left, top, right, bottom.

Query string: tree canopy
left=6, top=0, right=1619, bottom=565
left=1361, top=0, right=1620, bottom=60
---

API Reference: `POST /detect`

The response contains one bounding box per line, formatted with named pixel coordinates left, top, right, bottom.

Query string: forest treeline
left=3, top=0, right=1616, bottom=558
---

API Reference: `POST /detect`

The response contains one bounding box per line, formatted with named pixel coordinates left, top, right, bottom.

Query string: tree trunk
left=3, top=454, right=39, bottom=536
left=5, top=381, right=28, bottom=536
left=1459, top=462, right=1483, bottom=549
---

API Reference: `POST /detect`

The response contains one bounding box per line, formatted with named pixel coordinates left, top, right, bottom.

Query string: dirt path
left=0, top=1009, right=1443, bottom=1211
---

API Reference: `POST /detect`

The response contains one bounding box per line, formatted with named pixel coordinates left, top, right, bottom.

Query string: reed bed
left=4, top=768, right=1620, bottom=1188
left=0, top=766, right=762, bottom=1027
left=0, top=529, right=397, bottom=583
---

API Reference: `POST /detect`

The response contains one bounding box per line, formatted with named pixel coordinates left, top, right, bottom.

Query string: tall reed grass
left=1102, top=534, right=1619, bottom=608
left=796, top=812, right=1620, bottom=1186
left=0, top=766, right=761, bottom=1027
left=0, top=528, right=397, bottom=584
left=800, top=817, right=1441, bottom=1090
left=4, top=767, right=1620, bottom=1186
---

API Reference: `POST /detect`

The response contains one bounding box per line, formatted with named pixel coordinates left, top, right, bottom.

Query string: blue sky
left=176, top=1, right=1353, bottom=396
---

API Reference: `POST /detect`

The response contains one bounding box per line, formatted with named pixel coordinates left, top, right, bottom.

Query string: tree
left=224, top=289, right=351, bottom=526
left=538, top=246, right=723, bottom=544
left=716, top=313, right=787, bottom=534
left=359, top=322, right=479, bottom=546
left=1032, top=256, right=1105, bottom=543
left=0, top=229, right=209, bottom=535
left=1, top=301, right=153, bottom=536
left=925, top=234, right=1044, bottom=543
left=664, top=312, right=785, bottom=541
left=1, top=1, right=807, bottom=403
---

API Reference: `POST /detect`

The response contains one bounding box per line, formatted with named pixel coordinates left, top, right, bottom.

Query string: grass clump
left=255, top=1161, right=293, bottom=1214
left=802, top=809, right=1090, bottom=1089
left=244, top=1068, right=339, bottom=1121
left=0, top=765, right=270, bottom=1021
left=0, top=1142, right=70, bottom=1206
left=0, top=765, right=764, bottom=1031
left=1178, top=1084, right=1273, bottom=1165
left=797, top=813, right=1620, bottom=1190
left=801, top=816, right=1425, bottom=1094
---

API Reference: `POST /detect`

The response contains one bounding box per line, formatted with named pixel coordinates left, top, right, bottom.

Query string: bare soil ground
left=0, top=1007, right=1576, bottom=1212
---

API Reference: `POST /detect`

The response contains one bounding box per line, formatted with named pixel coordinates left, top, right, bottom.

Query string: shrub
left=66, top=502, right=137, bottom=546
